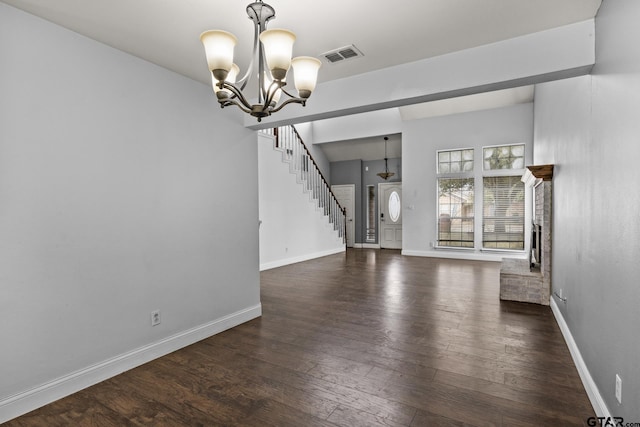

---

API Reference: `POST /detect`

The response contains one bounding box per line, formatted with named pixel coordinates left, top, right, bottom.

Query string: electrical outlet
left=151, top=310, right=161, bottom=326
left=615, top=374, right=622, bottom=404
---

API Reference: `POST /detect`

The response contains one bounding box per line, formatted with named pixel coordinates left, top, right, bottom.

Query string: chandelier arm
left=278, top=86, right=299, bottom=99
left=255, top=2, right=274, bottom=104
left=219, top=81, right=254, bottom=111
left=236, top=41, right=256, bottom=90
left=236, top=16, right=260, bottom=90
left=262, top=79, right=282, bottom=107
left=258, top=44, right=268, bottom=104
left=269, top=97, right=306, bottom=114
left=218, top=98, right=254, bottom=115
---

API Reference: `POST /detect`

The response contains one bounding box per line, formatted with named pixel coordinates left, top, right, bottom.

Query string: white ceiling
left=1, top=0, right=601, bottom=87
left=2, top=0, right=601, bottom=161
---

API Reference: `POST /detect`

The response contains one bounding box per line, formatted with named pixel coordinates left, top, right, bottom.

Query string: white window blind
left=482, top=176, right=525, bottom=249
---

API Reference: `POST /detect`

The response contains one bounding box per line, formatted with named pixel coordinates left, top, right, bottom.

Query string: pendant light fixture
left=377, top=137, right=395, bottom=180
left=200, top=1, right=321, bottom=121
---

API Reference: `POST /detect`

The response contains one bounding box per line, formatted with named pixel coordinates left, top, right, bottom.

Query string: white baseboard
left=260, top=247, right=345, bottom=271
left=353, top=243, right=380, bottom=249
left=402, top=249, right=504, bottom=262
left=0, top=304, right=262, bottom=424
left=550, top=298, right=610, bottom=419
left=362, top=243, right=380, bottom=249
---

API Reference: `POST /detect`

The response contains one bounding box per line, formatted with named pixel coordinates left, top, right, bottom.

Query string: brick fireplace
left=499, top=165, right=554, bottom=305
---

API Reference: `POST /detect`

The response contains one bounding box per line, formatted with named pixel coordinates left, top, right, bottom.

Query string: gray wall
left=533, top=0, right=640, bottom=419
left=331, top=158, right=401, bottom=245
left=0, top=2, right=260, bottom=413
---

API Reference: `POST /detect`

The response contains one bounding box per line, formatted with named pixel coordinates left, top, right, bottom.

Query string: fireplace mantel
left=522, top=164, right=554, bottom=187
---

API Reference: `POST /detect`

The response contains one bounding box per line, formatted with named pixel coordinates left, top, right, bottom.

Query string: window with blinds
left=482, top=176, right=525, bottom=249
left=437, top=178, right=474, bottom=248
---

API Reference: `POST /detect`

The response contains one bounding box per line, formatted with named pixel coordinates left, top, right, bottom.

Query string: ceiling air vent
left=321, top=45, right=364, bottom=64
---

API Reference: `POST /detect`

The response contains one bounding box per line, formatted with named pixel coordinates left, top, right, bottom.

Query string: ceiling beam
left=245, top=19, right=595, bottom=130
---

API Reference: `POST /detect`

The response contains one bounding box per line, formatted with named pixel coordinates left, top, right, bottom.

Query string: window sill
left=481, top=248, right=527, bottom=257
left=434, top=246, right=474, bottom=251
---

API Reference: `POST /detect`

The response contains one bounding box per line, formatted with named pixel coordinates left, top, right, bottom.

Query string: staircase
left=262, top=126, right=346, bottom=243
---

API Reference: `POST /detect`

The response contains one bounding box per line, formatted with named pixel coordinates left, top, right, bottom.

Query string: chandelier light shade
left=259, top=29, right=296, bottom=80
left=200, top=30, right=237, bottom=81
left=291, top=56, right=322, bottom=98
left=200, top=1, right=321, bottom=121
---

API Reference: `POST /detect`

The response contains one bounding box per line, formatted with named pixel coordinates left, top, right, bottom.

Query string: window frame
left=482, top=143, right=526, bottom=172
left=436, top=148, right=475, bottom=250
left=437, top=147, right=475, bottom=175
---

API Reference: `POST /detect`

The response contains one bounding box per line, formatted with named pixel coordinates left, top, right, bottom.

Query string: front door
left=331, top=184, right=355, bottom=247
left=379, top=182, right=402, bottom=249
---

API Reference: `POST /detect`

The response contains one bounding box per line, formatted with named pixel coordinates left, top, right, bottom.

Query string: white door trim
left=331, top=184, right=356, bottom=247
left=379, top=182, right=402, bottom=249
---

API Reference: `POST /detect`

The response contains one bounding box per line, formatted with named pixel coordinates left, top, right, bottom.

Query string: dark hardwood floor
left=6, top=249, right=595, bottom=426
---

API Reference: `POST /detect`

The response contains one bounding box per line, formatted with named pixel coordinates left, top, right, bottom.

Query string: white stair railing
left=262, top=126, right=346, bottom=243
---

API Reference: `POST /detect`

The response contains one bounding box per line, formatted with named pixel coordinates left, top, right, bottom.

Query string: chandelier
left=200, top=1, right=321, bottom=121
left=377, top=137, right=396, bottom=180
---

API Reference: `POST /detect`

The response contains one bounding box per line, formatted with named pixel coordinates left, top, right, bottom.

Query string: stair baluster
left=263, top=125, right=346, bottom=243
